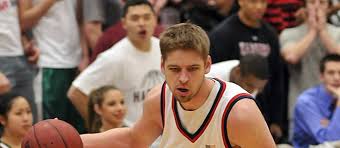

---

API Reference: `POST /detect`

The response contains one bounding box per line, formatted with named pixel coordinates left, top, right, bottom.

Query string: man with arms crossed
left=81, top=23, right=275, bottom=148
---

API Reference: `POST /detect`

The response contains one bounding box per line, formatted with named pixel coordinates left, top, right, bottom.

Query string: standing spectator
left=280, top=0, right=340, bottom=135
left=293, top=54, right=340, bottom=148
left=0, top=93, right=33, bottom=148
left=209, top=0, right=286, bottom=143
left=68, top=0, right=163, bottom=127
left=88, top=85, right=127, bottom=133
left=19, top=0, right=88, bottom=133
left=0, top=0, right=38, bottom=122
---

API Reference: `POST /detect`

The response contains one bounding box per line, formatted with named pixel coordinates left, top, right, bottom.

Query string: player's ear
left=0, top=115, right=6, bottom=126
left=205, top=55, right=212, bottom=74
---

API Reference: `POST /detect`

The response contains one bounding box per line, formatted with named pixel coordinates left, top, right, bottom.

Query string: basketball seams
left=32, top=125, right=42, bottom=148
left=46, top=120, right=69, bottom=148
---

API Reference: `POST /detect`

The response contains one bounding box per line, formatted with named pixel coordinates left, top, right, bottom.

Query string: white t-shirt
left=0, top=0, right=24, bottom=56
left=206, top=60, right=239, bottom=81
left=33, top=0, right=82, bottom=68
left=73, top=37, right=164, bottom=125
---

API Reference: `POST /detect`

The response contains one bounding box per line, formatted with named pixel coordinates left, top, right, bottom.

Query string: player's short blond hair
left=160, top=23, right=210, bottom=60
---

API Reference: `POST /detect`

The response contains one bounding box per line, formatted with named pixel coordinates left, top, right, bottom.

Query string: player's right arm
left=81, top=85, right=163, bottom=148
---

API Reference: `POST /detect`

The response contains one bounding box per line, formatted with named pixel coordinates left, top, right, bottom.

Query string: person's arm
left=227, top=99, right=276, bottom=147
left=0, top=72, right=10, bottom=94
left=18, top=0, right=59, bottom=31
left=76, top=0, right=89, bottom=72
left=280, top=5, right=317, bottom=65
left=84, top=22, right=102, bottom=50
left=81, top=85, right=163, bottom=148
left=67, top=86, right=89, bottom=121
left=280, top=29, right=316, bottom=64
left=295, top=93, right=340, bottom=143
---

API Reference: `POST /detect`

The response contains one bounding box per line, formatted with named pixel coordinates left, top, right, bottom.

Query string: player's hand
left=0, top=72, right=11, bottom=94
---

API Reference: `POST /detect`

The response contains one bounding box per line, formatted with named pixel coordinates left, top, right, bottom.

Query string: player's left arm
left=227, top=99, right=276, bottom=148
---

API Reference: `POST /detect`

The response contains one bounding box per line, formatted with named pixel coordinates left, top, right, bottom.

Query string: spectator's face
left=321, top=61, right=340, bottom=89
left=306, top=0, right=328, bottom=11
left=95, top=90, right=126, bottom=127
left=239, top=0, right=267, bottom=22
left=122, top=4, right=157, bottom=43
left=161, top=49, right=211, bottom=103
left=0, top=97, right=32, bottom=137
left=240, top=75, right=267, bottom=97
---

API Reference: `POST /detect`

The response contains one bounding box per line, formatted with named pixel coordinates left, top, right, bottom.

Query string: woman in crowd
left=0, top=93, right=33, bottom=148
left=88, top=85, right=127, bottom=133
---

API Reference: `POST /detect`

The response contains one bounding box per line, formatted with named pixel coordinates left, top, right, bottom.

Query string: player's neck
left=1, top=130, right=22, bottom=148
left=180, top=79, right=215, bottom=111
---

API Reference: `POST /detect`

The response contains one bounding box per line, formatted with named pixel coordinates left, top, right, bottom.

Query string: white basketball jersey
left=159, top=78, right=252, bottom=148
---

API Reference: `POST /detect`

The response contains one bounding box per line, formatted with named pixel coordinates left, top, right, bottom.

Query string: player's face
left=239, top=0, right=267, bottom=23
left=161, top=49, right=211, bottom=103
left=0, top=97, right=32, bottom=137
left=122, top=4, right=157, bottom=43
left=321, top=61, right=340, bottom=89
left=96, top=90, right=126, bottom=126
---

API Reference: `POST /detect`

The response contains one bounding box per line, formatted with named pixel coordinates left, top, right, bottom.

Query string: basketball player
left=81, top=23, right=276, bottom=148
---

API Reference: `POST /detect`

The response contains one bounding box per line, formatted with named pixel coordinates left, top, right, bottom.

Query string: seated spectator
left=207, top=54, right=268, bottom=97
left=0, top=93, right=33, bottom=148
left=88, top=85, right=127, bottom=133
left=293, top=54, right=340, bottom=148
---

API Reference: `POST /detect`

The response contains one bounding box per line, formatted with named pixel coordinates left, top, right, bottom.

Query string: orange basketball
left=21, top=119, right=83, bottom=148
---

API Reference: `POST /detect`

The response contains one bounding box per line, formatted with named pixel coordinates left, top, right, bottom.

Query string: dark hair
left=122, top=0, right=155, bottom=17
left=0, top=92, right=24, bottom=118
left=239, top=54, right=269, bottom=80
left=320, top=54, right=340, bottom=73
left=88, top=85, right=118, bottom=133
